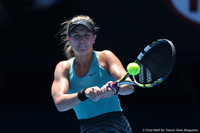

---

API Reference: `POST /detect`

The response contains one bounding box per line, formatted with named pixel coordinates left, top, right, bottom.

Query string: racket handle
left=109, top=82, right=118, bottom=90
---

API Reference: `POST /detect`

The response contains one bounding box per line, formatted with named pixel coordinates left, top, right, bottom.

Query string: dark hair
left=59, top=15, right=99, bottom=59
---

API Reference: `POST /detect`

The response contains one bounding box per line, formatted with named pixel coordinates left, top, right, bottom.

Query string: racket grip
left=109, top=82, right=117, bottom=90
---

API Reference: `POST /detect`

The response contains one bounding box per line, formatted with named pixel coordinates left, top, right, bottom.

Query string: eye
left=73, top=34, right=80, bottom=39
left=85, top=33, right=92, bottom=37
left=85, top=34, right=90, bottom=37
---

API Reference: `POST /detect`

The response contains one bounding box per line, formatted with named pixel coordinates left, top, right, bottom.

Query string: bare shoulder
left=54, top=60, right=71, bottom=79
left=97, top=50, right=114, bottom=56
left=96, top=50, right=121, bottom=72
left=97, top=50, right=116, bottom=60
left=55, top=60, right=70, bottom=70
left=97, top=50, right=126, bottom=80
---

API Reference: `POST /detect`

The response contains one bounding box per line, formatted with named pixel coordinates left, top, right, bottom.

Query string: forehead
left=71, top=25, right=91, bottom=33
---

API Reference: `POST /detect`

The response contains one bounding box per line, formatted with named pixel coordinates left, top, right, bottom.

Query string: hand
left=84, top=86, right=102, bottom=102
left=100, top=81, right=116, bottom=98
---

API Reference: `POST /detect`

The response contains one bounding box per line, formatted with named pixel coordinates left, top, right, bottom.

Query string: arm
left=51, top=61, right=81, bottom=112
left=51, top=61, right=103, bottom=112
left=99, top=50, right=134, bottom=95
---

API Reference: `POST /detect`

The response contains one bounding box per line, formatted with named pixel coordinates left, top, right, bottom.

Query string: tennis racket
left=110, top=39, right=176, bottom=89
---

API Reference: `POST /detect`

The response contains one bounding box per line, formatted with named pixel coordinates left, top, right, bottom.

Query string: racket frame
left=134, top=39, right=176, bottom=88
left=109, top=39, right=176, bottom=90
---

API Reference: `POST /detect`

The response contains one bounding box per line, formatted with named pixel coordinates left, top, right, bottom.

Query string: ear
left=67, top=36, right=71, bottom=45
left=93, top=35, right=97, bottom=44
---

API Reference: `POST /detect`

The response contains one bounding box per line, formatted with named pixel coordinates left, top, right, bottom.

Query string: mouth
left=78, top=45, right=87, bottom=49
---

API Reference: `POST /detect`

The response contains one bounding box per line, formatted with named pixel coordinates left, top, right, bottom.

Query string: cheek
left=89, top=38, right=95, bottom=46
left=68, top=39, right=76, bottom=45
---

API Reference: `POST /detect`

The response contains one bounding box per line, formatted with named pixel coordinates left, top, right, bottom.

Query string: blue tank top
left=68, top=51, right=122, bottom=120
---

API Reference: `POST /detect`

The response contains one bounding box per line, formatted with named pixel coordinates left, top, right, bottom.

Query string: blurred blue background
left=0, top=0, right=199, bottom=132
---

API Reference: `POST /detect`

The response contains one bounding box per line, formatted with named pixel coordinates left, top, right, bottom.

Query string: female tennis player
left=51, top=15, right=134, bottom=133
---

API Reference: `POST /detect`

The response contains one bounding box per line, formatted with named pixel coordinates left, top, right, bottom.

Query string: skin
left=51, top=25, right=134, bottom=112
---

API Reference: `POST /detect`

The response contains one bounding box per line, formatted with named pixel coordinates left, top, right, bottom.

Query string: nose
left=79, top=36, right=85, bottom=43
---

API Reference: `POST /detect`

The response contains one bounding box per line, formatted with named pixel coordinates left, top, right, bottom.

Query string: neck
left=74, top=51, right=93, bottom=67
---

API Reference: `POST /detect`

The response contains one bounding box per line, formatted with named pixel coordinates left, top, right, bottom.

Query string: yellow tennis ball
left=127, top=62, right=140, bottom=75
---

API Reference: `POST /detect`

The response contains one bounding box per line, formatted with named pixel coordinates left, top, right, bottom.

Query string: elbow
left=52, top=93, right=76, bottom=112
left=130, top=88, right=135, bottom=94
left=56, top=105, right=65, bottom=112
left=126, top=87, right=134, bottom=95
left=120, top=85, right=134, bottom=95
left=54, top=100, right=71, bottom=112
left=53, top=99, right=66, bottom=112
left=54, top=101, right=62, bottom=112
left=56, top=105, right=67, bottom=112
left=130, top=86, right=135, bottom=94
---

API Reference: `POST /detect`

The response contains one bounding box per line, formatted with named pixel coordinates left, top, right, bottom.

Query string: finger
left=91, top=88, right=98, bottom=101
left=87, top=88, right=95, bottom=101
left=91, top=88, right=102, bottom=102
left=97, top=90, right=104, bottom=98
left=102, top=89, right=115, bottom=98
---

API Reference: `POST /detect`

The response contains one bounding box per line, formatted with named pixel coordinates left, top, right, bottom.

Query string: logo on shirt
left=89, top=72, right=96, bottom=77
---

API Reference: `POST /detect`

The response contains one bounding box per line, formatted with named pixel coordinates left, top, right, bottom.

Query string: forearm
left=54, top=93, right=81, bottom=112
left=117, top=84, right=134, bottom=95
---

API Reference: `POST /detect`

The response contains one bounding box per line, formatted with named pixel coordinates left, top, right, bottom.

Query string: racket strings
left=136, top=42, right=174, bottom=84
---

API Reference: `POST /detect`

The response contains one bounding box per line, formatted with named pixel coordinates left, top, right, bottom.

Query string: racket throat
left=110, top=82, right=118, bottom=90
